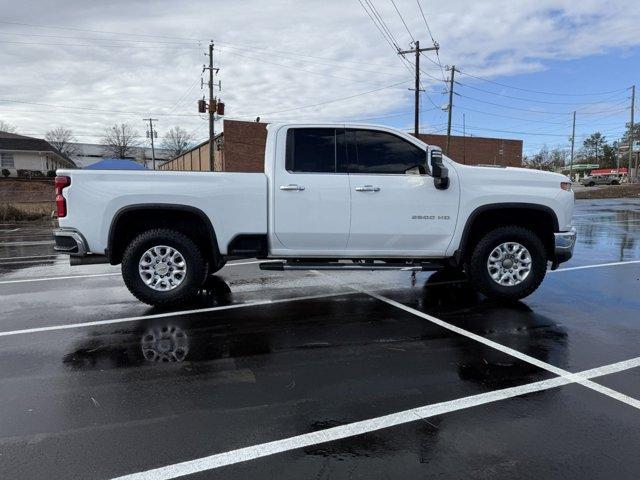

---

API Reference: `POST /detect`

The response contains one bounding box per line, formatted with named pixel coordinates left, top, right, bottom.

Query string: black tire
left=467, top=226, right=547, bottom=300
left=612, top=180, right=620, bottom=186
left=588, top=182, right=595, bottom=187
left=122, top=229, right=207, bottom=306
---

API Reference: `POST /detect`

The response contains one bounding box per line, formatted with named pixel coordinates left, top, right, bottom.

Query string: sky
left=0, top=0, right=639, bottom=157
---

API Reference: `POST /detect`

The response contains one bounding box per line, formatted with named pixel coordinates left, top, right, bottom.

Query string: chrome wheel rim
left=487, top=242, right=532, bottom=286
left=141, top=325, right=189, bottom=362
left=138, top=245, right=187, bottom=291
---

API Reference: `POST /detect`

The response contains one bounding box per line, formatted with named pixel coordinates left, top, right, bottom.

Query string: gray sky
left=1, top=0, right=639, bottom=149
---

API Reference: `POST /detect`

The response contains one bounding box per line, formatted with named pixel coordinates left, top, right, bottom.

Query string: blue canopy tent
left=85, top=158, right=147, bottom=170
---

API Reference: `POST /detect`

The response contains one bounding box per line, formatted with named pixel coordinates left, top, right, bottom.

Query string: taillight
left=55, top=176, right=71, bottom=217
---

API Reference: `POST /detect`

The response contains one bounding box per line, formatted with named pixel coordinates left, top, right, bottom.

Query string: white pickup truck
left=54, top=123, right=576, bottom=306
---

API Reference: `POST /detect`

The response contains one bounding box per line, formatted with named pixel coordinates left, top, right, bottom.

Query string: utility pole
left=204, top=42, right=219, bottom=171
left=629, top=85, right=635, bottom=183
left=143, top=118, right=158, bottom=170
left=445, top=65, right=456, bottom=155
left=569, top=111, right=576, bottom=181
left=398, top=40, right=439, bottom=136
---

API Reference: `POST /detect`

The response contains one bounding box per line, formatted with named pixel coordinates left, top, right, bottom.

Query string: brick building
left=159, top=120, right=522, bottom=172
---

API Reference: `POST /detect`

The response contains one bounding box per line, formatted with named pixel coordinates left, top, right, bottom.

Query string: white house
left=0, top=131, right=75, bottom=177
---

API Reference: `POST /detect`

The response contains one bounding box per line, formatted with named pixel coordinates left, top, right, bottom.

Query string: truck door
left=345, top=128, right=459, bottom=256
left=272, top=127, right=351, bottom=252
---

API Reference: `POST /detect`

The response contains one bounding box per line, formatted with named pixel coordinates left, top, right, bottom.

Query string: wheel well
left=460, top=205, right=557, bottom=262
left=108, top=206, right=219, bottom=265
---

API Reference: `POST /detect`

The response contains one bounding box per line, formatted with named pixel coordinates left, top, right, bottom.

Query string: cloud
left=0, top=0, right=638, bottom=143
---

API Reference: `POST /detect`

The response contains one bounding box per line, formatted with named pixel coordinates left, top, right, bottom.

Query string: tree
left=523, top=145, right=558, bottom=171
left=160, top=126, right=195, bottom=159
left=582, top=132, right=607, bottom=163
left=600, top=143, right=618, bottom=169
left=101, top=123, right=140, bottom=159
left=548, top=147, right=568, bottom=170
left=45, top=127, right=79, bottom=158
left=0, top=120, right=16, bottom=133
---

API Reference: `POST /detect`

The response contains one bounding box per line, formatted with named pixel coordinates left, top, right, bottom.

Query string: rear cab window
left=285, top=128, right=346, bottom=173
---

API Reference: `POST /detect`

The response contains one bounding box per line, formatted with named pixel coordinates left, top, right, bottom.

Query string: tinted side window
left=349, top=129, right=426, bottom=174
left=286, top=128, right=337, bottom=173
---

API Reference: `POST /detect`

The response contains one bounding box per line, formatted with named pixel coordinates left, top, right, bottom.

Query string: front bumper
left=553, top=227, right=577, bottom=265
left=53, top=228, right=88, bottom=256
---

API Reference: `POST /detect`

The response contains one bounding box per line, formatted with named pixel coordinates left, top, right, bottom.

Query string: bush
left=47, top=170, right=56, bottom=178
left=0, top=204, right=48, bottom=221
left=16, top=169, right=46, bottom=178
left=1, top=169, right=9, bottom=178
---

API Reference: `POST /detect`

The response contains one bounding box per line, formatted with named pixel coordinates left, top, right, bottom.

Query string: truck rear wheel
left=467, top=226, right=546, bottom=301
left=121, top=229, right=207, bottom=306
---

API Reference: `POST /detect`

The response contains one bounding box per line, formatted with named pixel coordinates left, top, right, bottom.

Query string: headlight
left=560, top=182, right=572, bottom=191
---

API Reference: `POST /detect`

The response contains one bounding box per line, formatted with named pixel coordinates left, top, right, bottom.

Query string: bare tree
left=101, top=123, right=141, bottom=159
left=161, top=126, right=195, bottom=159
left=0, top=120, right=17, bottom=133
left=523, top=146, right=557, bottom=171
left=46, top=127, right=79, bottom=157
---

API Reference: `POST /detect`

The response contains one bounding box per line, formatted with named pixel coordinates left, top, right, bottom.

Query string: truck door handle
left=279, top=184, right=305, bottom=191
left=355, top=185, right=381, bottom=192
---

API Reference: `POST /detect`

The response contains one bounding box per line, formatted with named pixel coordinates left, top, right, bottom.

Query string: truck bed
left=56, top=169, right=267, bottom=255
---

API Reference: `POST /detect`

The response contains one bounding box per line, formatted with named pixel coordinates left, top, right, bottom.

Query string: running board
left=259, top=261, right=443, bottom=272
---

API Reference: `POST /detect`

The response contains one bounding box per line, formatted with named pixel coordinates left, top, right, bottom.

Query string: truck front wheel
left=467, top=226, right=547, bottom=300
left=121, top=229, right=208, bottom=306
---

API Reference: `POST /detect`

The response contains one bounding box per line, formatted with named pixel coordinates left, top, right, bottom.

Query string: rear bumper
left=53, top=228, right=88, bottom=256
left=553, top=227, right=576, bottom=265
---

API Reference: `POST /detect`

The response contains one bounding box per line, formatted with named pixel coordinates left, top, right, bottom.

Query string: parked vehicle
left=54, top=124, right=576, bottom=306
left=580, top=174, right=621, bottom=186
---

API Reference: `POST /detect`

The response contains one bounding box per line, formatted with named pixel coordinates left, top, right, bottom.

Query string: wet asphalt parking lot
left=1, top=198, right=640, bottom=480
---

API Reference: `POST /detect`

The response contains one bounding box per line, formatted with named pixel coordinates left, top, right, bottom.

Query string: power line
left=0, top=99, right=203, bottom=116
left=366, top=0, right=403, bottom=49
left=0, top=20, right=200, bottom=42
left=389, top=0, right=415, bottom=42
left=456, top=69, right=630, bottom=97
left=219, top=46, right=405, bottom=79
left=0, top=39, right=200, bottom=50
left=0, top=30, right=197, bottom=45
left=223, top=49, right=390, bottom=84
left=357, top=0, right=400, bottom=52
left=455, top=81, right=629, bottom=106
left=237, top=80, right=410, bottom=118
left=416, top=0, right=445, bottom=82
left=456, top=93, right=629, bottom=115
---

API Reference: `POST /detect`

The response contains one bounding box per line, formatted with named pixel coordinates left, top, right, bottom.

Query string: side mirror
left=430, top=149, right=449, bottom=190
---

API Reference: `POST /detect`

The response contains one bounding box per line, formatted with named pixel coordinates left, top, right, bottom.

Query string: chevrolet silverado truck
left=54, top=124, right=576, bottom=306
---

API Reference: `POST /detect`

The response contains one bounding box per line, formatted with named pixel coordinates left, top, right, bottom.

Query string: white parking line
left=368, top=291, right=640, bottom=411
left=0, top=272, right=121, bottom=285
left=0, top=291, right=356, bottom=338
left=111, top=356, right=640, bottom=480
left=548, top=259, right=640, bottom=273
